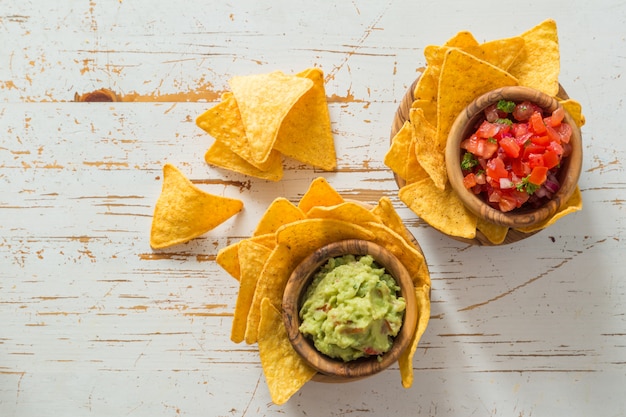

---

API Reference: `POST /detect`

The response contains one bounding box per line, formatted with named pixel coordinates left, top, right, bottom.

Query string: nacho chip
left=477, top=36, right=526, bottom=71
left=399, top=283, right=430, bottom=388
left=253, top=197, right=305, bottom=237
left=437, top=48, right=518, bottom=149
left=560, top=98, right=586, bottom=127
left=413, top=66, right=439, bottom=102
left=258, top=298, right=316, bottom=405
left=399, top=178, right=477, bottom=239
left=515, top=186, right=583, bottom=233
left=274, top=68, right=336, bottom=171
left=306, top=201, right=380, bottom=226
left=371, top=197, right=418, bottom=248
left=231, top=240, right=272, bottom=343
left=406, top=137, right=430, bottom=184
left=229, top=71, right=313, bottom=165
left=476, top=218, right=509, bottom=245
left=410, top=98, right=437, bottom=127
left=150, top=164, right=243, bottom=249
left=216, top=233, right=277, bottom=281
left=196, top=92, right=280, bottom=172
left=204, top=140, right=283, bottom=182
left=297, top=177, right=344, bottom=213
left=386, top=121, right=416, bottom=181
left=410, top=107, right=447, bottom=190
left=508, top=19, right=560, bottom=96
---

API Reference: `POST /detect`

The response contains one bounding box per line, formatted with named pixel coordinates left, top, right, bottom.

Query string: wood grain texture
left=1, top=1, right=626, bottom=416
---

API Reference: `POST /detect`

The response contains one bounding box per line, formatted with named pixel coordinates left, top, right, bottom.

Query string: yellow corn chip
left=231, top=240, right=272, bottom=343
left=406, top=137, right=430, bottom=184
left=437, top=48, right=519, bottom=150
left=216, top=233, right=276, bottom=281
left=371, top=197, right=419, bottom=249
left=476, top=218, right=509, bottom=245
left=229, top=71, right=313, bottom=165
left=477, top=36, right=525, bottom=71
left=297, top=177, right=344, bottom=213
left=274, top=68, right=337, bottom=171
left=385, top=121, right=415, bottom=181
left=399, top=178, right=477, bottom=239
left=560, top=98, right=586, bottom=127
left=204, top=140, right=283, bottom=182
left=258, top=298, right=316, bottom=405
left=410, top=98, right=437, bottom=126
left=410, top=107, right=447, bottom=190
left=150, top=164, right=243, bottom=249
left=306, top=201, right=380, bottom=226
left=253, top=197, right=305, bottom=237
left=399, top=283, right=431, bottom=388
left=508, top=19, right=560, bottom=96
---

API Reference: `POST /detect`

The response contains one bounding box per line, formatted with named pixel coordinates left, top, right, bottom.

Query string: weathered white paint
left=1, top=1, right=625, bottom=416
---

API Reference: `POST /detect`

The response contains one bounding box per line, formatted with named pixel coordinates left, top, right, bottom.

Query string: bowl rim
left=445, top=85, right=583, bottom=228
left=282, top=239, right=417, bottom=379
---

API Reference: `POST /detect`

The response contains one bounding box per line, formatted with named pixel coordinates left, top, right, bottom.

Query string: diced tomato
left=498, top=193, right=518, bottom=212
left=550, top=106, right=565, bottom=126
left=499, top=137, right=520, bottom=158
left=463, top=173, right=478, bottom=189
left=555, top=122, right=572, bottom=144
left=547, top=140, right=564, bottom=157
left=527, top=153, right=544, bottom=169
left=528, top=165, right=549, bottom=186
left=529, top=111, right=546, bottom=134
left=530, top=135, right=551, bottom=146
left=542, top=149, right=561, bottom=169
left=486, top=157, right=508, bottom=180
left=512, top=101, right=534, bottom=121
left=511, top=158, right=529, bottom=177
left=476, top=121, right=500, bottom=139
left=523, top=143, right=546, bottom=160
left=512, top=122, right=529, bottom=138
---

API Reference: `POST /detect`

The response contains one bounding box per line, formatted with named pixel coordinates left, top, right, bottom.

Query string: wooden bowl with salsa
left=282, top=239, right=417, bottom=381
left=445, top=86, right=583, bottom=229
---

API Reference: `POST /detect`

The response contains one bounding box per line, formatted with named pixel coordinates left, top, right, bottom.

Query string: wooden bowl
left=445, top=86, right=583, bottom=228
left=282, top=239, right=417, bottom=381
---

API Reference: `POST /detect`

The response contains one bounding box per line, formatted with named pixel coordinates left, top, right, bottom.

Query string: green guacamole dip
left=298, top=254, right=406, bottom=362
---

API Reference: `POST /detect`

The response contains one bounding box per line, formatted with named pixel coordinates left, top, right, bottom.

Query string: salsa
left=460, top=99, right=573, bottom=212
left=298, top=254, right=406, bottom=362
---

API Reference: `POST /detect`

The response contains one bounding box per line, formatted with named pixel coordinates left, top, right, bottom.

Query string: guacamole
left=298, top=254, right=406, bottom=362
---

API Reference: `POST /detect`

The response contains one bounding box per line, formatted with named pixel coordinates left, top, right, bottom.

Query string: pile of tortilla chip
left=216, top=177, right=431, bottom=404
left=385, top=19, right=585, bottom=244
left=149, top=163, right=243, bottom=249
left=196, top=68, right=336, bottom=181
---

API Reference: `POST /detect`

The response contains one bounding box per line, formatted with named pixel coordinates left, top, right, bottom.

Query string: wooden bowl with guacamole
left=282, top=239, right=417, bottom=381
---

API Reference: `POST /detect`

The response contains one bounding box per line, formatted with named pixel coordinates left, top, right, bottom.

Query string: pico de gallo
left=460, top=99, right=572, bottom=212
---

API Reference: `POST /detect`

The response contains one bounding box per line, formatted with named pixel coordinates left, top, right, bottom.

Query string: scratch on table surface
left=458, top=258, right=572, bottom=312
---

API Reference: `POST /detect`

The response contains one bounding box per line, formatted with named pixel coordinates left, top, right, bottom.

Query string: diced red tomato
left=549, top=106, right=565, bottom=126
left=476, top=120, right=500, bottom=139
left=529, top=111, right=546, bottom=134
left=486, top=157, right=508, bottom=180
left=463, top=173, right=478, bottom=189
left=528, top=165, right=549, bottom=185
left=527, top=153, right=544, bottom=169
left=542, top=149, right=560, bottom=169
left=499, top=137, right=520, bottom=158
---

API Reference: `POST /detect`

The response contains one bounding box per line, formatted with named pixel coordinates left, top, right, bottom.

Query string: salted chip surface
left=399, top=178, right=477, bottom=239
left=229, top=71, right=313, bottom=165
left=410, top=107, right=446, bottom=190
left=258, top=298, right=317, bottom=405
left=476, top=218, right=509, bottom=245
left=149, top=164, right=243, bottom=249
left=274, top=68, right=336, bottom=171
left=515, top=186, right=583, bottom=233
left=386, top=121, right=415, bottom=181
left=216, top=233, right=276, bottom=281
left=399, top=283, right=430, bottom=388
left=508, top=19, right=560, bottom=96
left=204, top=140, right=283, bottom=182
left=253, top=197, right=305, bottom=236
left=297, top=177, right=344, bottom=213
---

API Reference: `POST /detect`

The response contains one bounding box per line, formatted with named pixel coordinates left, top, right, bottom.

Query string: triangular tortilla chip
left=476, top=218, right=509, bottom=245
left=150, top=164, right=243, bottom=249
left=253, top=197, right=305, bottom=236
left=204, top=140, right=283, bottom=182
left=216, top=234, right=276, bottom=281
left=515, top=186, right=583, bottom=233
left=436, top=48, right=518, bottom=149
left=399, top=177, right=477, bottom=239
left=229, top=71, right=313, bottom=165
left=508, top=19, right=560, bottom=96
left=410, top=107, right=447, bottom=190
left=297, top=177, right=344, bottom=213
left=399, top=283, right=430, bottom=388
left=258, top=298, right=316, bottom=405
left=385, top=121, right=415, bottom=181
left=274, top=68, right=336, bottom=171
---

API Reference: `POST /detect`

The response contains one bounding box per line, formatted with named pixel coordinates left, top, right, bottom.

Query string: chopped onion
left=499, top=178, right=515, bottom=189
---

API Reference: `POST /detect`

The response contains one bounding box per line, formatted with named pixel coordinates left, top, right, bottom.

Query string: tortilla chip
left=258, top=298, right=316, bottom=405
left=216, top=233, right=277, bottom=281
left=477, top=36, right=526, bottom=71
left=253, top=197, right=305, bottom=236
left=476, top=218, right=509, bottom=245
left=399, top=283, right=430, bottom=388
left=297, top=177, right=344, bottom=213
left=399, top=178, right=477, bottom=239
left=371, top=197, right=418, bottom=248
left=245, top=244, right=294, bottom=344
left=150, top=164, right=243, bottom=249
left=413, top=66, right=439, bottom=102
left=386, top=121, right=415, bottom=181
left=204, top=140, right=283, bottom=182
left=560, top=98, right=586, bottom=127
left=231, top=240, right=272, bottom=343
left=508, top=19, right=560, bottom=96
left=410, top=107, right=447, bottom=190
left=306, top=201, right=380, bottom=226
left=274, top=68, right=336, bottom=171
left=410, top=98, right=437, bottom=126
left=437, top=48, right=519, bottom=149
left=406, top=137, right=430, bottom=184
left=196, top=92, right=279, bottom=172
left=229, top=71, right=313, bottom=165
left=515, top=186, right=583, bottom=233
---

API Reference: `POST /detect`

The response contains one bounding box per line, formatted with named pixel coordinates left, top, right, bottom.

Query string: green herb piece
left=516, top=175, right=540, bottom=194
left=495, top=118, right=513, bottom=126
left=488, top=137, right=497, bottom=144
left=497, top=99, right=516, bottom=113
left=461, top=152, right=478, bottom=170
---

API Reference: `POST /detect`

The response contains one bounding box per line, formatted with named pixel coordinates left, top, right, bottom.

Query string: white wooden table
left=2, top=1, right=625, bottom=416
